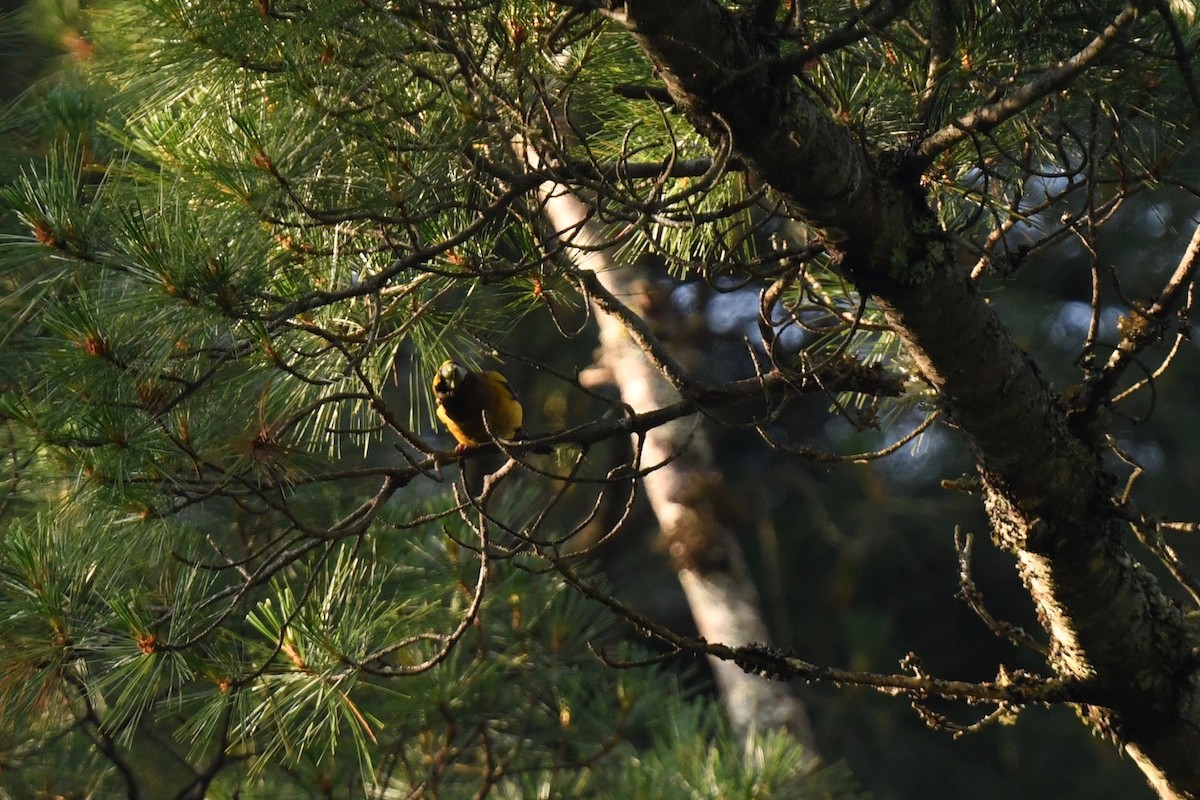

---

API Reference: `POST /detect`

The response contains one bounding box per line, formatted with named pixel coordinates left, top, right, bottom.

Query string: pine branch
left=910, top=3, right=1145, bottom=167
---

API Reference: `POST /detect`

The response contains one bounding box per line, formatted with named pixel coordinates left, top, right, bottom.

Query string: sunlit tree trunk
left=532, top=166, right=815, bottom=746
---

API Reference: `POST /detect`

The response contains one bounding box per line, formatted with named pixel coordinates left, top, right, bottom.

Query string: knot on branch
left=732, top=642, right=794, bottom=681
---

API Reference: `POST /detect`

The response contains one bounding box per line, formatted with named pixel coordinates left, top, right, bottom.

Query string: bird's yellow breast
left=434, top=367, right=523, bottom=446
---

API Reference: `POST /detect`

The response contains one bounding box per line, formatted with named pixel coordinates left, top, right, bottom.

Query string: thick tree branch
left=608, top=0, right=1080, bottom=511
left=607, top=0, right=1200, bottom=796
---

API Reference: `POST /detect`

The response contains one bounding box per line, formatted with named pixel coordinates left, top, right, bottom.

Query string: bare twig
left=1078, top=217, right=1200, bottom=413
left=550, top=551, right=1083, bottom=706
left=954, top=529, right=1049, bottom=655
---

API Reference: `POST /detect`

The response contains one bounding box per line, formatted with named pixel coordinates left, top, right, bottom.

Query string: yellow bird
left=432, top=360, right=525, bottom=451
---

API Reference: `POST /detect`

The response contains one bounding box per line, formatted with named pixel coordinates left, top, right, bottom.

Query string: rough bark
left=605, top=1, right=1200, bottom=797
left=533, top=171, right=816, bottom=747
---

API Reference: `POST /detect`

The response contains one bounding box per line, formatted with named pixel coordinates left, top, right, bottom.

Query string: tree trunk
left=533, top=169, right=816, bottom=748
left=606, top=1, right=1200, bottom=797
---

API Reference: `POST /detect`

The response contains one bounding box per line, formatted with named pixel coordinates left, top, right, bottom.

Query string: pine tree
left=2, top=0, right=1200, bottom=798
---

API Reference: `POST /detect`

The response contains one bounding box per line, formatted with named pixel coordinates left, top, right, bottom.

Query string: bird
left=431, top=359, right=526, bottom=452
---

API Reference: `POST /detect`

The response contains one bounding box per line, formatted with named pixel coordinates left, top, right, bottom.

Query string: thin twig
left=954, top=529, right=1049, bottom=654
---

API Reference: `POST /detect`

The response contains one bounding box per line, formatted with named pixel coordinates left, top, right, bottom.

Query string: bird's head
left=433, top=360, right=468, bottom=401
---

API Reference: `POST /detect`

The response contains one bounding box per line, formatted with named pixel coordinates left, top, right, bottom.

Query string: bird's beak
left=435, top=361, right=463, bottom=397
